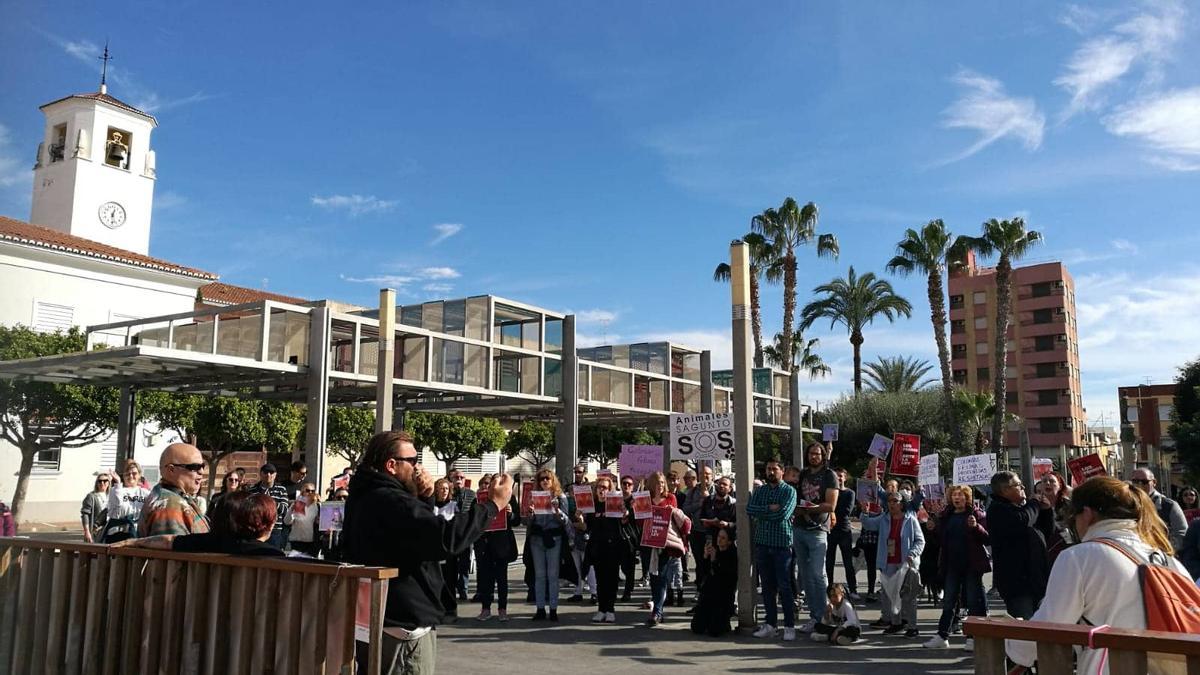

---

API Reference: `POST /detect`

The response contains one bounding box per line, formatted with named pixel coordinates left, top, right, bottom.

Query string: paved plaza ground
left=439, top=543, right=984, bottom=674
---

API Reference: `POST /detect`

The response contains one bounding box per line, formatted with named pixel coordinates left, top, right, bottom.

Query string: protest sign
left=1067, top=453, right=1107, bottom=485
left=670, top=413, right=734, bottom=461
left=319, top=501, right=345, bottom=531
left=604, top=492, right=626, bottom=518
left=922, top=481, right=946, bottom=514
left=889, top=433, right=921, bottom=477
left=1032, top=458, right=1054, bottom=481
left=619, top=445, right=664, bottom=478
left=572, top=484, right=595, bottom=514
left=519, top=480, right=534, bottom=515
left=953, top=454, right=997, bottom=486
left=631, top=491, right=653, bottom=520
left=478, top=489, right=510, bottom=532
left=531, top=491, right=554, bottom=516
left=918, top=453, right=939, bottom=486
left=822, top=423, right=839, bottom=442
left=856, top=478, right=879, bottom=512
left=292, top=494, right=309, bottom=515
left=640, top=505, right=673, bottom=549
left=332, top=472, right=351, bottom=491
left=867, top=434, right=893, bottom=460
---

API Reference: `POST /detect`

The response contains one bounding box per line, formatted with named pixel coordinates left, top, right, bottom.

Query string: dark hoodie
left=343, top=466, right=498, bottom=630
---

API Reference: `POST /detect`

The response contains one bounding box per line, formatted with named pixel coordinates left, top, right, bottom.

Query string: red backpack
left=1095, top=538, right=1200, bottom=634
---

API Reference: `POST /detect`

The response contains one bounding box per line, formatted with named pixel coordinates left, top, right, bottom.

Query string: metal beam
left=115, top=386, right=137, bottom=465
left=555, top=315, right=579, bottom=484
left=375, top=289, right=396, bottom=433
left=305, top=306, right=331, bottom=492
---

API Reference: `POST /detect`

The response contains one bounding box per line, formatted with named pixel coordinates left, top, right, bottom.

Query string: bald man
left=138, top=443, right=210, bottom=537
left=1131, top=468, right=1187, bottom=550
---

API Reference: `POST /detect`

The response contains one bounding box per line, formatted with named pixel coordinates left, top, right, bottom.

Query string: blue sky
left=2, top=1, right=1198, bottom=426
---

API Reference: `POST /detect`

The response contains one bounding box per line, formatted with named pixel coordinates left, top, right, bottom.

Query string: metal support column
left=305, top=306, right=331, bottom=493
left=729, top=241, right=757, bottom=631
left=699, top=350, right=715, bottom=471
left=376, top=289, right=396, bottom=433
left=790, top=371, right=804, bottom=467
left=115, top=386, right=137, bottom=465
left=554, top=315, right=579, bottom=484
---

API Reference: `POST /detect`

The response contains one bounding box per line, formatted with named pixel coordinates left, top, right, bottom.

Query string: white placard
left=952, top=454, right=997, bottom=486
left=918, top=453, right=939, bottom=486
left=670, top=412, right=734, bottom=461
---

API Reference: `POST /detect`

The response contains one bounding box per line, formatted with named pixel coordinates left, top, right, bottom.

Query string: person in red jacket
left=0, top=498, right=15, bottom=537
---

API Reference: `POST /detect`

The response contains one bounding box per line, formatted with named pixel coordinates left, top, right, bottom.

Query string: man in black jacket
left=985, top=471, right=1051, bottom=620
left=344, top=431, right=512, bottom=674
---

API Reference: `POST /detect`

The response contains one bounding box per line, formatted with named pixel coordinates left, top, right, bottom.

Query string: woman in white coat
left=1006, top=476, right=1189, bottom=675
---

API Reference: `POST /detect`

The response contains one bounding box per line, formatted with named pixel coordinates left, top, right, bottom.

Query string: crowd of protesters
left=43, top=430, right=1200, bottom=675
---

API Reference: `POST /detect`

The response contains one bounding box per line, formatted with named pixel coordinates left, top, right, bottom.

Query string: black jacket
left=985, top=494, right=1049, bottom=600
left=343, top=467, right=497, bottom=630
left=476, top=496, right=521, bottom=564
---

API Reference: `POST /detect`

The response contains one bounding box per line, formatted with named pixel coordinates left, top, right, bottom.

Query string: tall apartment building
left=948, top=254, right=1086, bottom=458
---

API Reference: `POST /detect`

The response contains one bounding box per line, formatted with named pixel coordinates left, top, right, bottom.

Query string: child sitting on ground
left=811, top=583, right=861, bottom=645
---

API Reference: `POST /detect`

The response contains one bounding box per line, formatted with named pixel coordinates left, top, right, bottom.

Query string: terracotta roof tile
left=41, top=91, right=157, bottom=123
left=0, top=216, right=216, bottom=280
left=198, top=282, right=309, bottom=307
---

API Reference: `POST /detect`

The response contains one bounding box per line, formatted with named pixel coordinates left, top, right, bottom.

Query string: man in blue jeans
left=793, top=442, right=839, bottom=633
left=746, top=459, right=798, bottom=642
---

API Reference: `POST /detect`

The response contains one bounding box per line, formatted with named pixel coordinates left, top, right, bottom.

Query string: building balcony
left=1024, top=402, right=1074, bottom=417
left=1021, top=374, right=1071, bottom=389
left=1017, top=286, right=1065, bottom=302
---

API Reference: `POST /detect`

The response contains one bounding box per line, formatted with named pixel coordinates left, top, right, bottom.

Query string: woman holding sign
left=583, top=476, right=632, bottom=623
left=923, top=485, right=990, bottom=650
left=643, top=472, right=686, bottom=626
left=475, top=476, right=520, bottom=622
left=524, top=469, right=570, bottom=621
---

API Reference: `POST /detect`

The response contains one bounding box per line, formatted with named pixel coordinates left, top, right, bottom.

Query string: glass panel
left=714, top=391, right=730, bottom=414
left=752, top=369, right=771, bottom=395
left=521, top=355, right=540, bottom=395
left=544, top=318, right=563, bottom=355
left=579, top=365, right=589, bottom=399
left=779, top=401, right=791, bottom=425
left=651, top=380, right=668, bottom=411
left=610, top=369, right=631, bottom=406
left=774, top=373, right=788, bottom=399
left=422, top=302, right=443, bottom=333
left=443, top=300, right=466, bottom=337
left=754, top=398, right=772, bottom=424
left=592, top=368, right=611, bottom=403
left=266, top=311, right=309, bottom=365
left=544, top=359, right=562, bottom=397
left=522, top=321, right=541, bottom=350
left=634, top=375, right=651, bottom=408
left=359, top=335, right=380, bottom=378
left=215, top=315, right=259, bottom=360
left=611, top=344, right=630, bottom=369
left=432, top=338, right=464, bottom=385
left=496, top=353, right=520, bottom=392
left=399, top=336, right=426, bottom=380
left=499, top=323, right=522, bottom=348
left=671, top=382, right=683, bottom=413
left=400, top=304, right=422, bottom=329
left=464, top=343, right=485, bottom=388
left=682, top=383, right=701, bottom=413
left=711, top=370, right=733, bottom=388
left=466, top=297, right=488, bottom=341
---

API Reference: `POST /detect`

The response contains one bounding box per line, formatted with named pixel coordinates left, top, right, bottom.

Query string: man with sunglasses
left=345, top=430, right=513, bottom=675
left=1131, top=468, right=1187, bottom=550
left=984, top=471, right=1050, bottom=620
left=139, top=443, right=210, bottom=537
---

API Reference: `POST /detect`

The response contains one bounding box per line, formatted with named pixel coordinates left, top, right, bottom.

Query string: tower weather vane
left=99, top=40, right=112, bottom=89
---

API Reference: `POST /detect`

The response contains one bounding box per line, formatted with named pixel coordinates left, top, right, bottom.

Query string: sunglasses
left=390, top=455, right=419, bottom=467
left=171, top=463, right=206, bottom=473
left=538, top=476, right=553, bottom=481
left=1131, top=479, right=1151, bottom=485
left=97, top=478, right=111, bottom=483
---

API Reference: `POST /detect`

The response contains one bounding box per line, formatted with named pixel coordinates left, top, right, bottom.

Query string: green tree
left=261, top=401, right=304, bottom=455
left=714, top=232, right=782, bottom=368
left=886, top=219, right=963, bottom=450
left=954, top=218, right=1042, bottom=451
left=326, top=406, right=375, bottom=467
left=405, top=412, right=506, bottom=473
left=863, top=356, right=936, bottom=393
left=1168, top=357, right=1200, bottom=481
left=0, top=326, right=119, bottom=523
left=955, top=388, right=998, bottom=455
left=818, top=390, right=951, bottom=476
left=751, top=198, right=839, bottom=369
left=762, top=332, right=831, bottom=380
left=504, top=420, right=557, bottom=470
left=578, top=426, right=657, bottom=468
left=799, top=266, right=913, bottom=395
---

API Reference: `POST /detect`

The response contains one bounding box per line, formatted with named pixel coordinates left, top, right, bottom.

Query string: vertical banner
left=867, top=434, right=893, bottom=460
left=918, top=453, right=939, bottom=486
left=889, top=433, right=921, bottom=477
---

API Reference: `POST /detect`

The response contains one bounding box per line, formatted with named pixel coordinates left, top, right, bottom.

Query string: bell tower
left=30, top=47, right=157, bottom=254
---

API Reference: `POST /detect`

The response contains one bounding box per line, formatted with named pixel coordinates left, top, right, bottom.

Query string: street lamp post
left=729, top=240, right=757, bottom=632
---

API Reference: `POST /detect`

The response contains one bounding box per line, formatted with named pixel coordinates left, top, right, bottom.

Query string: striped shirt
left=745, top=481, right=796, bottom=548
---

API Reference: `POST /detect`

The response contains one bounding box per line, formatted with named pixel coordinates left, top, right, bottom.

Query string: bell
left=107, top=144, right=128, bottom=166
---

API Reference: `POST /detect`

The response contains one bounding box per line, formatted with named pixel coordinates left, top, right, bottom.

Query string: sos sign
left=670, top=412, right=735, bottom=461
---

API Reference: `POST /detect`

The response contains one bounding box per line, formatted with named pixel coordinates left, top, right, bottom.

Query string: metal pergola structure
left=0, top=293, right=818, bottom=489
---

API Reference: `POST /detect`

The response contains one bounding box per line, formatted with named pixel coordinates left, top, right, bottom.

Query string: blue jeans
left=649, top=554, right=673, bottom=618
left=793, top=528, right=828, bottom=621
left=938, top=568, right=986, bottom=637
left=531, top=535, right=562, bottom=610
left=755, top=544, right=795, bottom=629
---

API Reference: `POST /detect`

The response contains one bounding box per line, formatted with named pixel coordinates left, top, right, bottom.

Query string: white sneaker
left=923, top=636, right=949, bottom=649
left=753, top=624, right=778, bottom=638
left=783, top=628, right=796, bottom=642
left=809, top=632, right=825, bottom=643
left=591, top=611, right=606, bottom=623
left=603, top=612, right=617, bottom=623
left=798, top=619, right=816, bottom=634
left=964, top=638, right=974, bottom=651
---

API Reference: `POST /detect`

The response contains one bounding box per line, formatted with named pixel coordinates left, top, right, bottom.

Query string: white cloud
left=1111, top=239, right=1138, bottom=254
left=429, top=223, right=463, bottom=246
left=341, top=265, right=460, bottom=293
left=422, top=283, right=453, bottom=293
left=1055, top=1, right=1185, bottom=120
left=0, top=123, right=26, bottom=187
left=1058, top=4, right=1108, bottom=34
left=1104, top=88, right=1200, bottom=168
left=341, top=274, right=417, bottom=287
left=47, top=35, right=212, bottom=114
left=574, top=309, right=620, bottom=324
left=311, top=194, right=397, bottom=216
left=419, top=266, right=460, bottom=280
left=939, top=69, right=1045, bottom=164
left=153, top=190, right=187, bottom=210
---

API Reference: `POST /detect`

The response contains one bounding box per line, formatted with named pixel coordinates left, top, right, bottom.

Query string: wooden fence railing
left=965, top=617, right=1200, bottom=675
left=0, top=537, right=398, bottom=675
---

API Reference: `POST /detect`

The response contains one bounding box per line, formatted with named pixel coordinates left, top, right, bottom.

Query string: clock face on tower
left=98, top=201, right=126, bottom=229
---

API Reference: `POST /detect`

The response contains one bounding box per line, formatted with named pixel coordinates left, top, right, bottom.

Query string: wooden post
left=1108, top=649, right=1148, bottom=674
left=973, top=635, right=1007, bottom=675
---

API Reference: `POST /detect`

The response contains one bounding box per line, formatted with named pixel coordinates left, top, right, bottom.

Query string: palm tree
left=886, top=219, right=964, bottom=450
left=800, top=266, right=913, bottom=394
left=762, top=331, right=832, bottom=380
left=862, top=356, right=936, bottom=393
left=954, top=218, right=1042, bottom=452
left=714, top=232, right=781, bottom=367
left=751, top=198, right=838, bottom=368
left=954, top=388, right=1020, bottom=455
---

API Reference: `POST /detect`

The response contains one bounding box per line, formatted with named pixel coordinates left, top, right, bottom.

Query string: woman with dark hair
left=689, top=527, right=738, bottom=637
left=1007, top=476, right=1189, bottom=674
left=582, top=475, right=631, bottom=624
left=433, top=478, right=460, bottom=618
left=116, top=491, right=284, bottom=557
left=475, top=475, right=519, bottom=622
left=209, top=470, right=243, bottom=516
